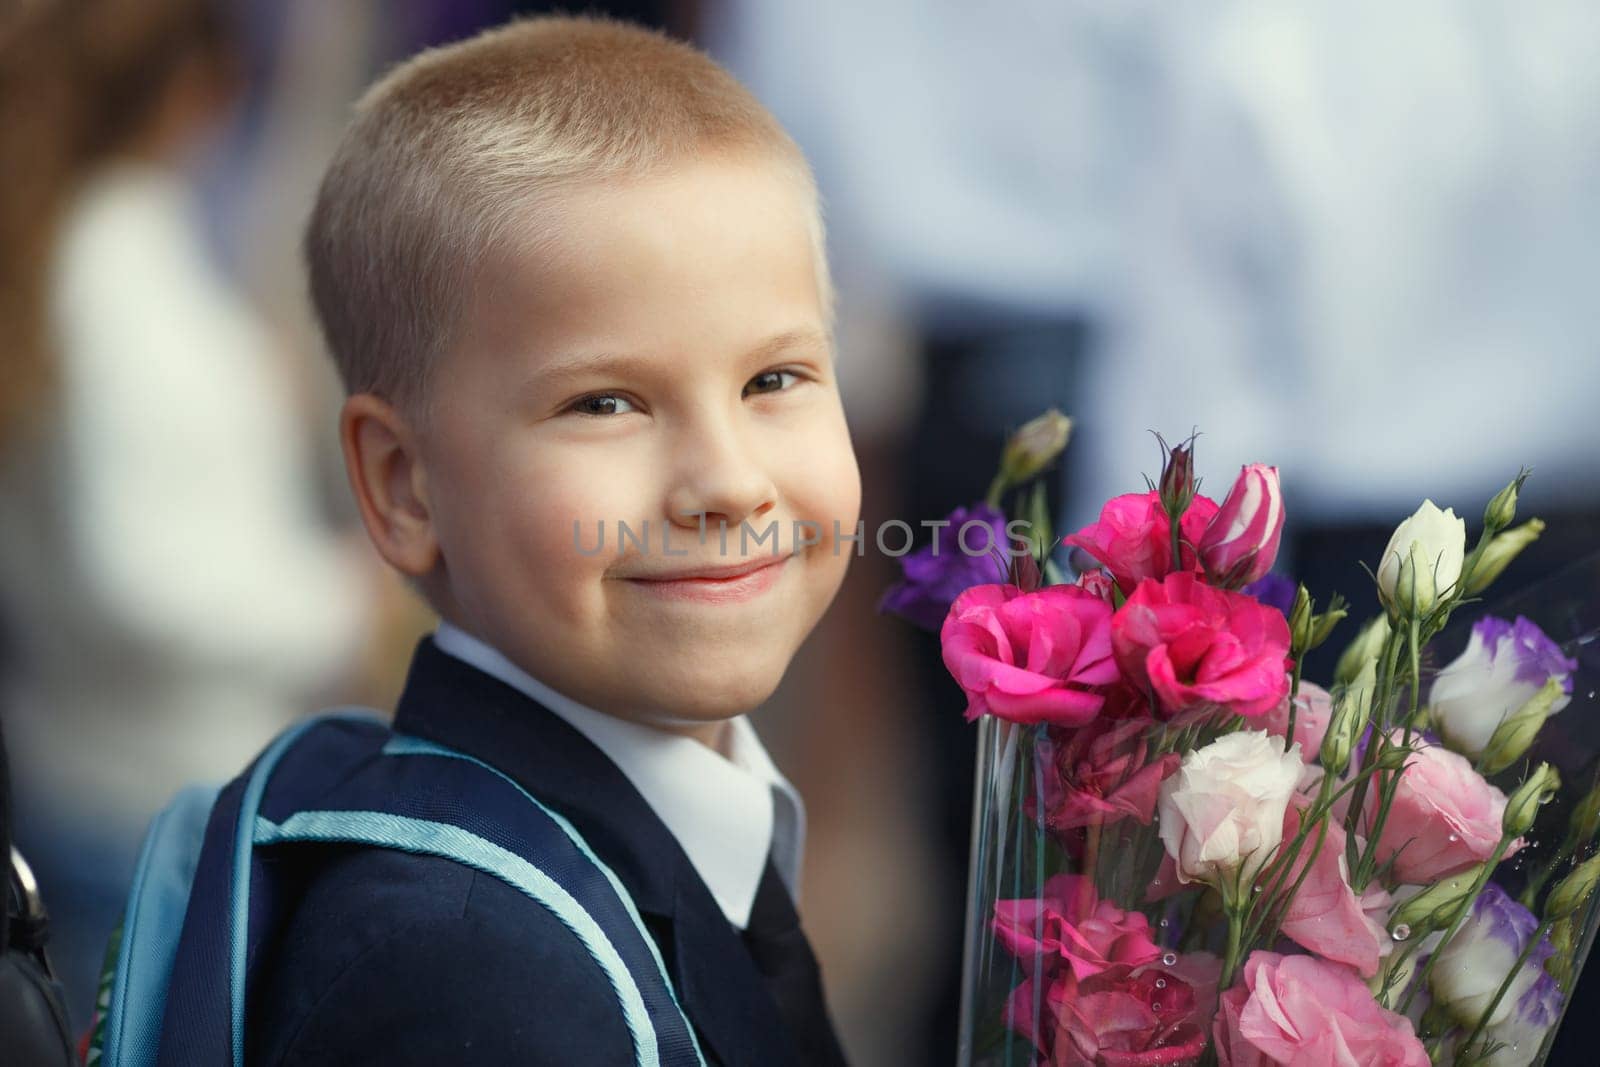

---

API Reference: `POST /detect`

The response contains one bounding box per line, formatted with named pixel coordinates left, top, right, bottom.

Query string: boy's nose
left=664, top=426, right=778, bottom=538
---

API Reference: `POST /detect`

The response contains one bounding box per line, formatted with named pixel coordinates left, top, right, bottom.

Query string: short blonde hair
left=305, top=15, right=829, bottom=423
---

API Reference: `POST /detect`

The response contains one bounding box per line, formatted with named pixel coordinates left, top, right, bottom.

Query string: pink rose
left=1066, top=491, right=1220, bottom=595
left=1111, top=573, right=1292, bottom=720
left=1259, top=682, right=1334, bottom=763
left=1264, top=806, right=1391, bottom=977
left=1363, top=733, right=1522, bottom=884
left=1197, top=465, right=1285, bottom=588
left=1215, top=952, right=1430, bottom=1067
left=941, top=583, right=1120, bottom=725
left=1006, top=968, right=1208, bottom=1067
left=993, top=874, right=1163, bottom=982
left=1034, top=719, right=1181, bottom=831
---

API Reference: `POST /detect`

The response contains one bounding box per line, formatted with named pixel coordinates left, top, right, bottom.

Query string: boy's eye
left=568, top=393, right=637, bottom=417
left=744, top=369, right=799, bottom=397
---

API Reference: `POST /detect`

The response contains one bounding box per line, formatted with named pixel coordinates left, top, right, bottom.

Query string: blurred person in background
left=1075, top=2, right=1600, bottom=610
left=0, top=0, right=377, bottom=1024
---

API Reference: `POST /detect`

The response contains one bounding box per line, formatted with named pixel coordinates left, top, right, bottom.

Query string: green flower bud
left=1504, top=763, right=1561, bottom=839
left=1321, top=681, right=1372, bottom=776
left=1483, top=475, right=1524, bottom=532
left=1463, top=518, right=1545, bottom=596
left=999, top=409, right=1073, bottom=486
left=1289, top=584, right=1314, bottom=653
left=1479, top=677, right=1567, bottom=776
left=1570, top=781, right=1600, bottom=847
left=1308, top=596, right=1349, bottom=653
left=1546, top=855, right=1600, bottom=921
left=1335, top=616, right=1390, bottom=686
left=1547, top=917, right=1577, bottom=989
left=1377, top=740, right=1415, bottom=772
left=1392, top=875, right=1479, bottom=935
left=1394, top=540, right=1439, bottom=618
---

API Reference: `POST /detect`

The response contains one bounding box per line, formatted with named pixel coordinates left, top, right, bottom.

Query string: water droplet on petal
left=1253, top=884, right=1263, bottom=894
left=1392, top=924, right=1412, bottom=942
left=1159, top=917, right=1170, bottom=928
left=1155, top=978, right=1168, bottom=989
left=1150, top=1000, right=1163, bottom=1012
left=1447, top=833, right=1459, bottom=842
left=1162, top=952, right=1178, bottom=966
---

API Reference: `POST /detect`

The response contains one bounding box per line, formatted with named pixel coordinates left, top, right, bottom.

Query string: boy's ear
left=339, top=394, right=439, bottom=579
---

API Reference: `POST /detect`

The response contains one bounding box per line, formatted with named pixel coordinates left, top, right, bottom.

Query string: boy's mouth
left=619, top=552, right=794, bottom=603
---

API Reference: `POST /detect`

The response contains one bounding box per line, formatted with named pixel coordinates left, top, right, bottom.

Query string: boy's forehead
left=459, top=158, right=828, bottom=363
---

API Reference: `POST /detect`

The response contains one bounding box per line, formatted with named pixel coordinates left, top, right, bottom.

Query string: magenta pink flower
left=1111, top=573, right=1292, bottom=720
left=1066, top=491, right=1220, bottom=595
left=992, top=874, right=1164, bottom=982
left=941, top=583, right=1120, bottom=725
left=1035, top=719, right=1181, bottom=831
left=1048, top=969, right=1208, bottom=1067
left=1215, top=952, right=1429, bottom=1066
left=1005, top=967, right=1209, bottom=1067
left=1197, top=465, right=1285, bottom=589
left=1363, top=733, right=1523, bottom=884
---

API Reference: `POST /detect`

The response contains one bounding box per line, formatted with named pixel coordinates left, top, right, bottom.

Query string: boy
left=246, top=15, right=860, bottom=1066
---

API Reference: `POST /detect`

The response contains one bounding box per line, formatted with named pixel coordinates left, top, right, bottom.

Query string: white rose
left=1157, top=729, right=1304, bottom=897
left=1377, top=500, right=1465, bottom=614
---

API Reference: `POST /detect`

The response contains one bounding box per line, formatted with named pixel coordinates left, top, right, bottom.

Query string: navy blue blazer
left=244, top=637, right=836, bottom=1066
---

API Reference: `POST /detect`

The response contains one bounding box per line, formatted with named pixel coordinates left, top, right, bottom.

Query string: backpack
left=85, top=709, right=707, bottom=1067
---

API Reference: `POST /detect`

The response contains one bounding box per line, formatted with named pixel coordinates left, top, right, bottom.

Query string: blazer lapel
left=389, top=638, right=801, bottom=1067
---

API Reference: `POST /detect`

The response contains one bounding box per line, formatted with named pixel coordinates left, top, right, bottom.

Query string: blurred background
left=1, top=1, right=1597, bottom=1062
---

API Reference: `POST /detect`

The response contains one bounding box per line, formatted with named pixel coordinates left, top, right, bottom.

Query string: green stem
left=984, top=472, right=1008, bottom=510
left=1285, top=660, right=1304, bottom=750
left=1219, top=899, right=1247, bottom=991
left=1354, top=622, right=1422, bottom=890
left=1520, top=836, right=1578, bottom=911
left=1343, top=627, right=1406, bottom=865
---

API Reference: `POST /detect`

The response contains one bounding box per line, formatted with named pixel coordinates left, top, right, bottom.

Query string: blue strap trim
left=255, top=810, right=662, bottom=1067
left=226, top=711, right=378, bottom=1067
left=381, top=733, right=706, bottom=1064
left=102, top=784, right=219, bottom=1066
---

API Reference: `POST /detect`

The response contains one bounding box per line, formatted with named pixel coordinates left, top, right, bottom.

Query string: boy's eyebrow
left=531, top=327, right=831, bottom=386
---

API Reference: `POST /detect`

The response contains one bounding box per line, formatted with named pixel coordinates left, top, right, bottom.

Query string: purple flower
left=878, top=503, right=1012, bottom=631
left=1431, top=884, right=1563, bottom=1036
left=1428, top=615, right=1579, bottom=758
left=1243, top=572, right=1298, bottom=618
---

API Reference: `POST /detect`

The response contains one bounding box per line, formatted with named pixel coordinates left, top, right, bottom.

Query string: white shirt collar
left=431, top=621, right=806, bottom=929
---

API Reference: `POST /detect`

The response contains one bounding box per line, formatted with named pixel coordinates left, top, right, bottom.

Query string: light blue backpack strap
left=97, top=784, right=220, bottom=1067
left=253, top=810, right=671, bottom=1067
left=224, top=709, right=380, bottom=1067
left=381, top=733, right=702, bottom=1062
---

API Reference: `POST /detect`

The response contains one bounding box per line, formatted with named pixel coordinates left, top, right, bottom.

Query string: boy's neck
left=432, top=617, right=738, bottom=754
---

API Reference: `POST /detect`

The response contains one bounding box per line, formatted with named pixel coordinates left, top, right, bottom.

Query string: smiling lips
left=622, top=554, right=792, bottom=603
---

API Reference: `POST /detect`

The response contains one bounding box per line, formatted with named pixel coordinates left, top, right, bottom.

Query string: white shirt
left=432, top=621, right=807, bottom=930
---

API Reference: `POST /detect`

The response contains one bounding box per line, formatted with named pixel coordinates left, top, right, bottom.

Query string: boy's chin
left=645, top=669, right=787, bottom=725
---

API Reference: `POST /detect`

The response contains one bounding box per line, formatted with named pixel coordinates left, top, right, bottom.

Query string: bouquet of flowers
left=883, top=411, right=1600, bottom=1066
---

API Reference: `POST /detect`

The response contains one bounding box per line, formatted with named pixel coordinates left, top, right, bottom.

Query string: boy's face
left=416, top=155, right=860, bottom=743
